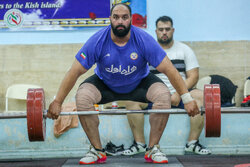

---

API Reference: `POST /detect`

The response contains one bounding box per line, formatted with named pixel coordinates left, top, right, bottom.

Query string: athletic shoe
left=105, top=141, right=125, bottom=156
left=241, top=96, right=250, bottom=107
left=185, top=140, right=211, bottom=155
left=79, top=145, right=107, bottom=165
left=122, top=140, right=146, bottom=155
left=144, top=145, right=168, bottom=163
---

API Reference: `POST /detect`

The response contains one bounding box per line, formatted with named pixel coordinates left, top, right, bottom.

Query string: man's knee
left=190, top=89, right=203, bottom=106
left=146, top=82, right=171, bottom=109
left=75, top=83, right=102, bottom=110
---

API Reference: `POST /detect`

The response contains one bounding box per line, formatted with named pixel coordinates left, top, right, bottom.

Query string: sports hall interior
left=0, top=0, right=249, bottom=166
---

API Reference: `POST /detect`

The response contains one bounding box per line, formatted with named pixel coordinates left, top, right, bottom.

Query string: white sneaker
left=144, top=145, right=168, bottom=163
left=122, top=140, right=146, bottom=155
left=185, top=140, right=211, bottom=155
left=79, top=145, right=107, bottom=165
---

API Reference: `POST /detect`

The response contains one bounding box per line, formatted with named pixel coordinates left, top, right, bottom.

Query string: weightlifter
left=47, top=3, right=199, bottom=165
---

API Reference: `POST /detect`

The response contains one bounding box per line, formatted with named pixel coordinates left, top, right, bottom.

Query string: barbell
left=0, top=84, right=249, bottom=142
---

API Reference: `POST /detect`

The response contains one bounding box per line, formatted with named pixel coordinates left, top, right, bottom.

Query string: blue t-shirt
left=75, top=25, right=166, bottom=93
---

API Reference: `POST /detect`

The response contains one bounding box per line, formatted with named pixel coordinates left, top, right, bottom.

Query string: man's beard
left=111, top=23, right=131, bottom=37
left=158, top=36, right=173, bottom=45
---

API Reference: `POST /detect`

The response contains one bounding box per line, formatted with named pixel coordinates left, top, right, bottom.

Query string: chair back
left=196, top=76, right=211, bottom=90
left=5, top=84, right=41, bottom=112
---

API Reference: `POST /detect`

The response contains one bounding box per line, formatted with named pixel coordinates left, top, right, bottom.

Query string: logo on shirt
left=105, top=65, right=137, bottom=75
left=80, top=52, right=86, bottom=59
left=104, top=53, right=110, bottom=57
left=130, top=52, right=138, bottom=60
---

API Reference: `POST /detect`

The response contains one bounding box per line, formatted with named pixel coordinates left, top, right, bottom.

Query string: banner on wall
left=113, top=0, right=147, bottom=28
left=0, top=0, right=146, bottom=31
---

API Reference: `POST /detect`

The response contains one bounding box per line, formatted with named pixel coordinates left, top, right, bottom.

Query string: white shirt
left=153, top=41, right=199, bottom=94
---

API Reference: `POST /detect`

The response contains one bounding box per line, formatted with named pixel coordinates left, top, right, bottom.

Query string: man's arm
left=47, top=59, right=87, bottom=119
left=185, top=68, right=199, bottom=89
left=171, top=68, right=199, bottom=106
left=156, top=56, right=199, bottom=116
left=156, top=56, right=188, bottom=96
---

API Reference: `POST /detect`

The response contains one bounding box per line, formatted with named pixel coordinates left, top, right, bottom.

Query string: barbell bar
left=0, top=107, right=249, bottom=119
left=0, top=84, right=249, bottom=142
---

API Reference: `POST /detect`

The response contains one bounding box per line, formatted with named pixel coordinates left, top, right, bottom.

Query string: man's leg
left=146, top=82, right=171, bottom=147
left=76, top=83, right=102, bottom=149
left=125, top=101, right=148, bottom=144
left=122, top=101, right=148, bottom=155
left=75, top=83, right=107, bottom=164
left=144, top=82, right=170, bottom=163
left=188, top=89, right=204, bottom=141
left=185, top=89, right=211, bottom=155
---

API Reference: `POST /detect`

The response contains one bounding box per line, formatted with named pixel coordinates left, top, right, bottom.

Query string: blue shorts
left=146, top=100, right=184, bottom=110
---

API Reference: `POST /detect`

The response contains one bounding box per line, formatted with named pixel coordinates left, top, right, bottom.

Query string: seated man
left=123, top=16, right=211, bottom=156
left=47, top=5, right=199, bottom=165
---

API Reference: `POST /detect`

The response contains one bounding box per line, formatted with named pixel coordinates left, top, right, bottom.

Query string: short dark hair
left=110, top=3, right=132, bottom=16
left=155, top=16, right=173, bottom=27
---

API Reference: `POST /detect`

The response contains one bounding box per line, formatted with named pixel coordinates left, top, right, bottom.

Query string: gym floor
left=0, top=154, right=249, bottom=167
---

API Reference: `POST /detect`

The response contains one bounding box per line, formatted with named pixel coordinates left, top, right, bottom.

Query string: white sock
left=187, top=140, right=197, bottom=146
left=136, top=141, right=146, bottom=147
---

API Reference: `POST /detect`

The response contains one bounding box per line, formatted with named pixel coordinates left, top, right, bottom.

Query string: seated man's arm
left=185, top=68, right=199, bottom=89
left=171, top=68, right=199, bottom=106
left=156, top=56, right=199, bottom=116
left=156, top=56, right=188, bottom=96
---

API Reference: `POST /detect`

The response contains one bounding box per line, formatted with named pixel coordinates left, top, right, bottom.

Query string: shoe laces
left=189, top=140, right=207, bottom=152
left=128, top=141, right=140, bottom=151
left=105, top=141, right=125, bottom=154
left=128, top=140, right=146, bottom=152
left=147, top=145, right=166, bottom=158
left=84, top=146, right=104, bottom=159
left=106, top=141, right=116, bottom=149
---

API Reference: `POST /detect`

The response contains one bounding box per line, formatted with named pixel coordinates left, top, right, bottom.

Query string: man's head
left=155, top=16, right=175, bottom=45
left=110, top=3, right=132, bottom=37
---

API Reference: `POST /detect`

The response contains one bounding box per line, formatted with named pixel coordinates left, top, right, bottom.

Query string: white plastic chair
left=196, top=76, right=211, bottom=90
left=244, top=79, right=250, bottom=98
left=5, top=84, right=41, bottom=112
